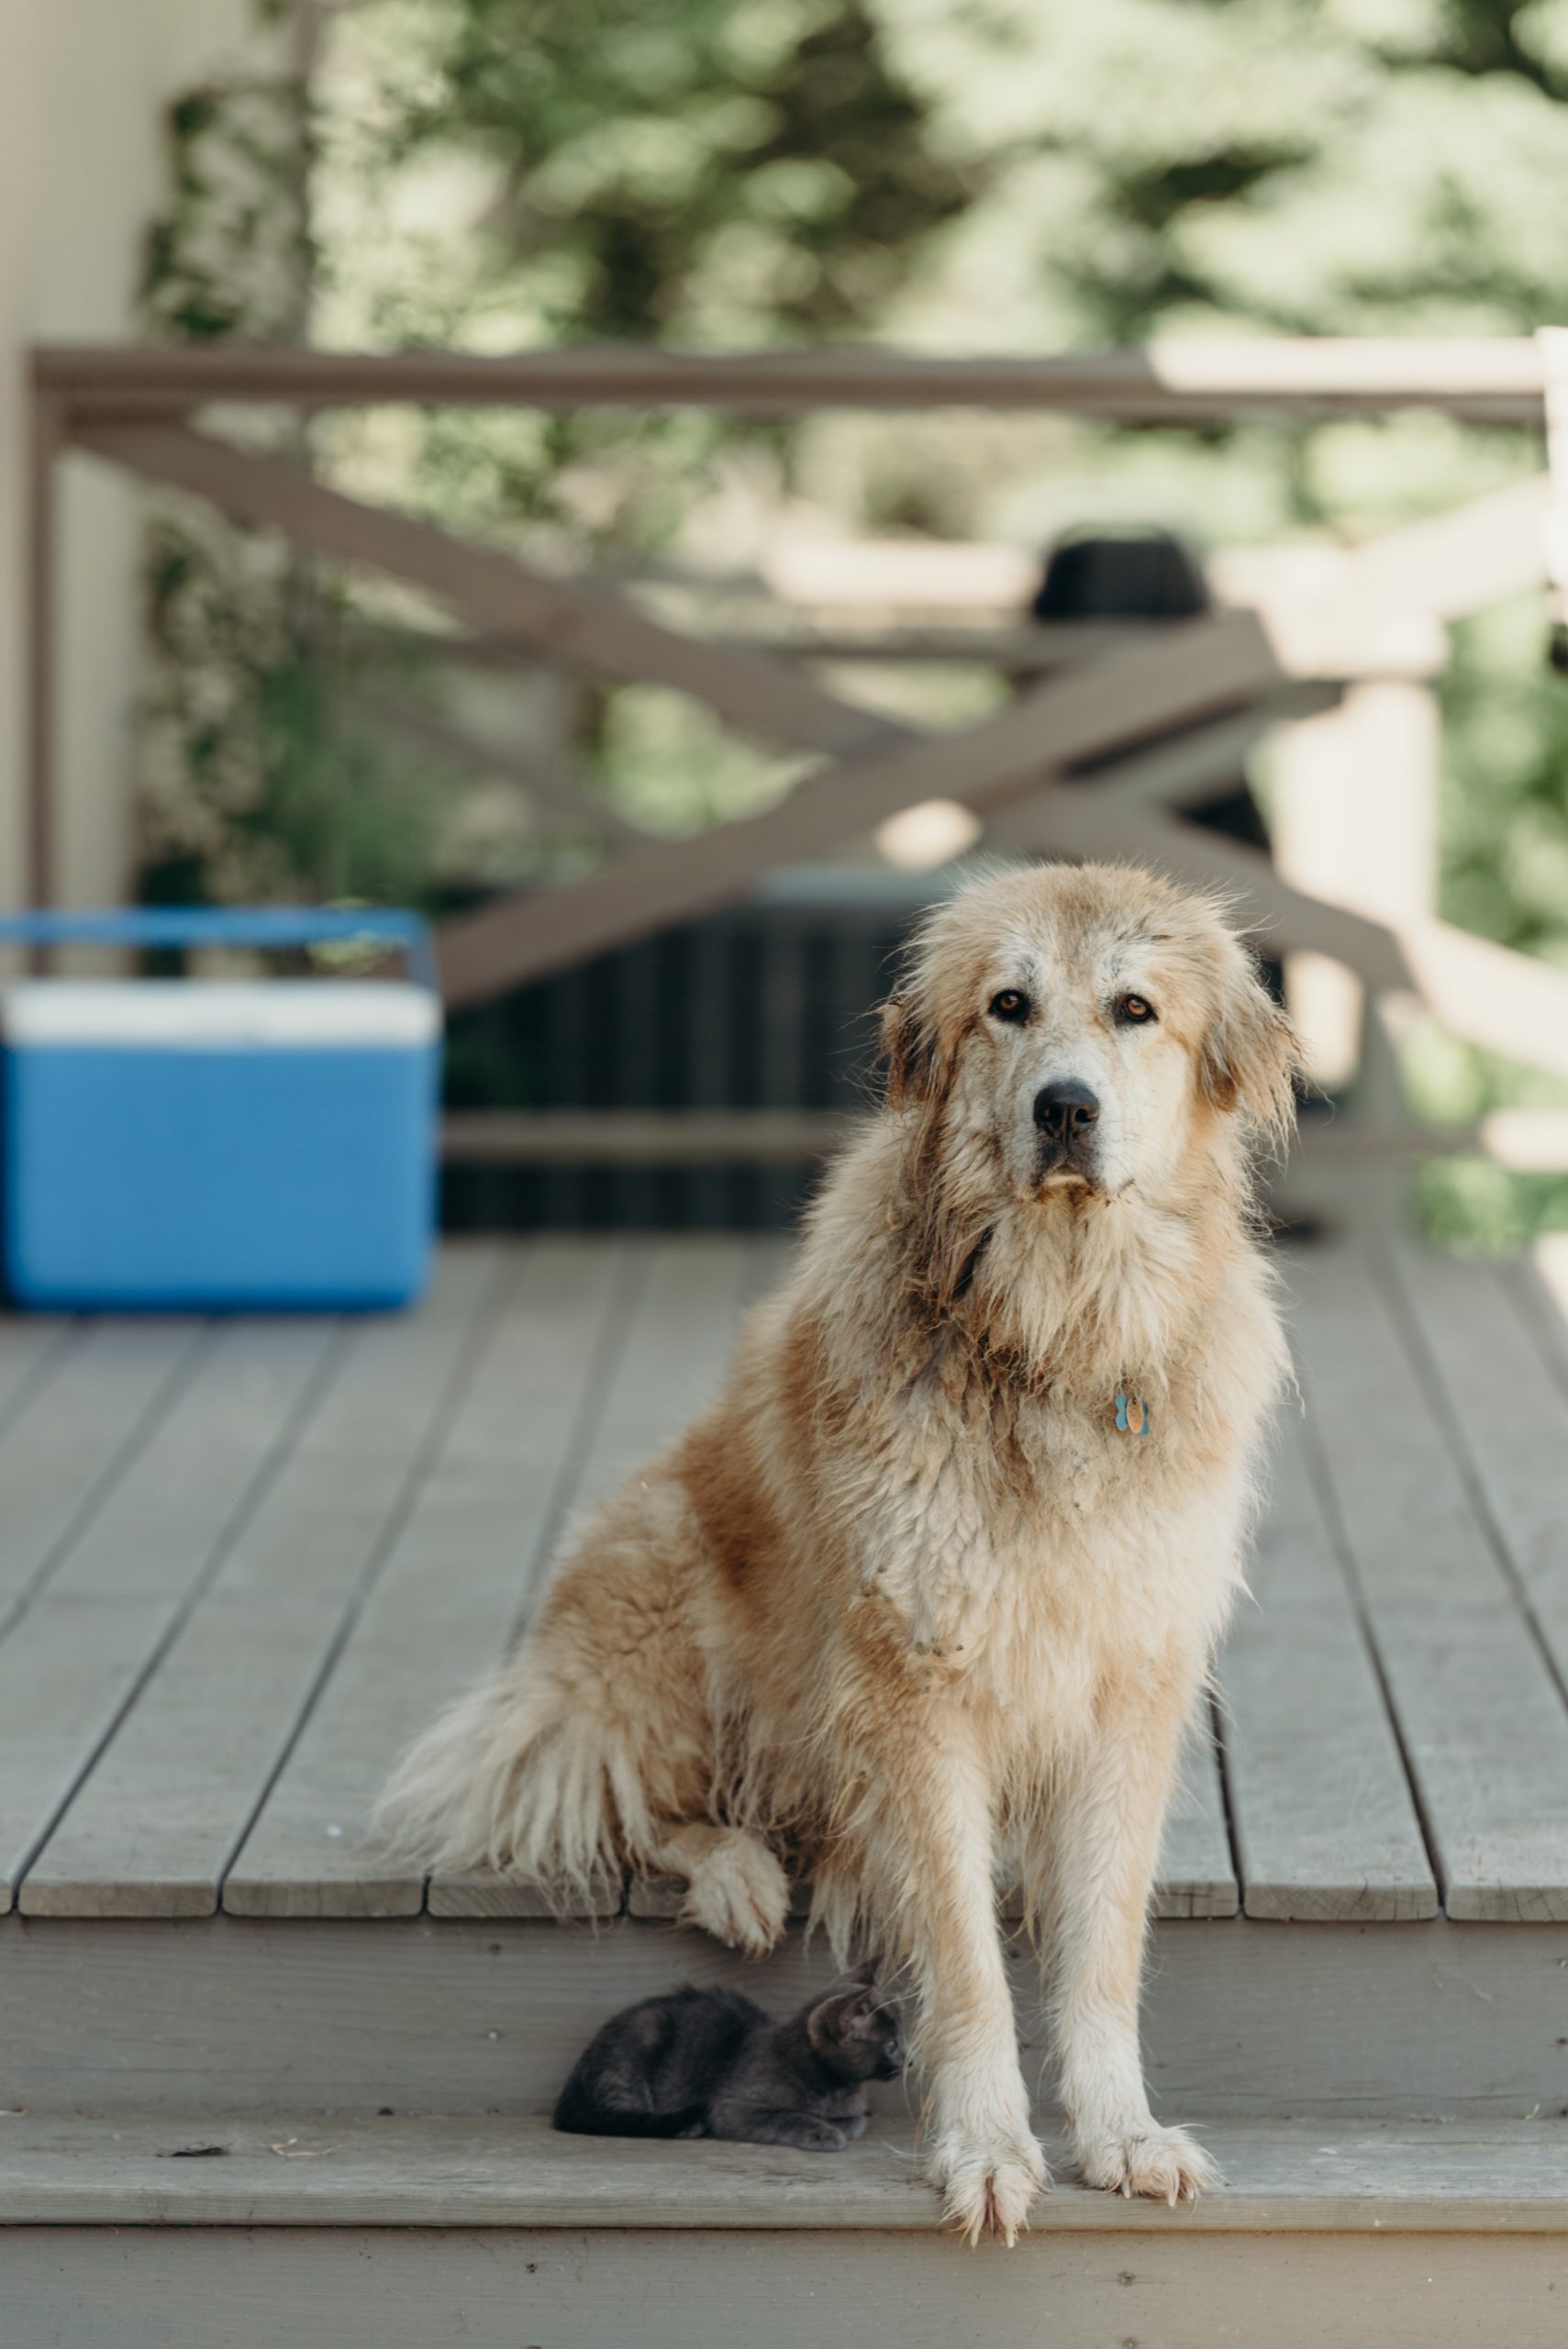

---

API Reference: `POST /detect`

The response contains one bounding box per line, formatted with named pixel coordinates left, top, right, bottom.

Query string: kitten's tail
left=373, top=1651, right=651, bottom=1908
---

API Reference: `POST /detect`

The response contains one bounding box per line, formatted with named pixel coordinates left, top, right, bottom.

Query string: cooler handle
left=0, top=908, right=439, bottom=994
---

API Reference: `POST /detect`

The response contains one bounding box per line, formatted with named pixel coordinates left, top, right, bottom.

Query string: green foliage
left=137, top=41, right=463, bottom=911
left=142, top=72, right=313, bottom=342
left=140, top=0, right=970, bottom=905
left=397, top=0, right=973, bottom=340
left=135, top=0, right=1568, bottom=1251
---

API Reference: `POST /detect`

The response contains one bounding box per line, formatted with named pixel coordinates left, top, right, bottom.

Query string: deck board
left=0, top=1314, right=74, bottom=1438
left=17, top=1252, right=499, bottom=1918
left=2, top=2110, right=1563, bottom=2231
left=1291, top=1246, right=1568, bottom=1921
left=1221, top=1414, right=1436, bottom=1920
left=1151, top=1717, right=1237, bottom=1919
left=429, top=1235, right=758, bottom=1919
left=0, top=1319, right=336, bottom=1907
left=5, top=1231, right=1568, bottom=1932
left=0, top=1321, right=205, bottom=1632
left=1389, top=1243, right=1568, bottom=1692
left=224, top=1241, right=631, bottom=1918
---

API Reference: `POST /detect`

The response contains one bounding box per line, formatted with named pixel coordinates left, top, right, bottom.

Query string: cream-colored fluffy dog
left=381, top=861, right=1296, bottom=2242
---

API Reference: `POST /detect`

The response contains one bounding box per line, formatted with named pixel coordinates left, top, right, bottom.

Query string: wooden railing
left=24, top=335, right=1568, bottom=1131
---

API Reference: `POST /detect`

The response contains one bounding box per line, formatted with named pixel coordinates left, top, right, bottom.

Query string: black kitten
left=551, top=1971, right=905, bottom=2152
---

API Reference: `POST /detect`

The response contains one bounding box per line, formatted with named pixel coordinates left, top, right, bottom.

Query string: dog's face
left=883, top=863, right=1296, bottom=1206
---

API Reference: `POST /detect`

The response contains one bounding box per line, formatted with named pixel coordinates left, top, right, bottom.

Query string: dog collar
left=1115, top=1392, right=1151, bottom=1438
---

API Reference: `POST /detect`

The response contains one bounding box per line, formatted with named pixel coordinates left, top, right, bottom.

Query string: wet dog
left=381, top=861, right=1296, bottom=2240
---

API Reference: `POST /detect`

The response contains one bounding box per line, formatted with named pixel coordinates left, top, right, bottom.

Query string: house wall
left=0, top=0, right=272, bottom=912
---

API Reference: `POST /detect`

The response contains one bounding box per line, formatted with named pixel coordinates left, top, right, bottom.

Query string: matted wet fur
left=379, top=862, right=1297, bottom=2243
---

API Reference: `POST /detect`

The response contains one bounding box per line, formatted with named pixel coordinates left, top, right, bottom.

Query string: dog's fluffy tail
left=373, top=1654, right=654, bottom=1906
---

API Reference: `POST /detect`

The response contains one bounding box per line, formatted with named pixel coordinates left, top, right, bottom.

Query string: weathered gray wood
left=0, top=2110, right=1563, bottom=2230
left=0, top=1314, right=74, bottom=1437
left=441, top=1107, right=854, bottom=1164
left=430, top=1238, right=756, bottom=1919
left=17, top=1254, right=499, bottom=1918
left=73, top=432, right=1568, bottom=1097
left=72, top=422, right=899, bottom=763
left=995, top=697, right=1336, bottom=851
left=224, top=1242, right=631, bottom=1918
left=39, top=333, right=1556, bottom=419
left=1390, top=1244, right=1568, bottom=1695
left=0, top=1320, right=336, bottom=1907
left=4, top=1912, right=1563, bottom=2123
left=0, top=1320, right=204, bottom=1630
left=432, top=612, right=1298, bottom=1005
left=1221, top=1414, right=1436, bottom=1920
left=1151, top=1716, right=1239, bottom=1919
left=1292, top=1245, right=1568, bottom=1919
left=9, top=2224, right=1565, bottom=2349
left=550, top=1236, right=756, bottom=1517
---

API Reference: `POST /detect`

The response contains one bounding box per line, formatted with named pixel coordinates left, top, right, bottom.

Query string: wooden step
left=4, top=2114, right=1565, bottom=2348
left=3, top=2110, right=1563, bottom=2230
left=7, top=1910, right=1568, bottom=2122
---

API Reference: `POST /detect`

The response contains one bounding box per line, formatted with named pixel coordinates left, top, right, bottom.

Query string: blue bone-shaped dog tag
left=1115, top=1393, right=1151, bottom=1438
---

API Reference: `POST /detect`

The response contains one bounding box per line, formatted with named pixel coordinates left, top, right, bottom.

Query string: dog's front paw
left=677, top=1829, right=789, bottom=1955
left=1074, top=2121, right=1218, bottom=2208
left=927, top=2121, right=1049, bottom=2247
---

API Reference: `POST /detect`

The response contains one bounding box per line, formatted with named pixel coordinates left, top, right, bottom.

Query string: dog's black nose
left=1033, top=1080, right=1100, bottom=1138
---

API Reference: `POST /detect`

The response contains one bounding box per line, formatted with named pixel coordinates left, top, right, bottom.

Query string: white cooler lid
left=0, top=980, right=441, bottom=1048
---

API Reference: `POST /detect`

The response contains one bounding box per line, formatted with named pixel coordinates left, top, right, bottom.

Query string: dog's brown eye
left=988, top=989, right=1031, bottom=1024
left=1118, top=994, right=1156, bottom=1025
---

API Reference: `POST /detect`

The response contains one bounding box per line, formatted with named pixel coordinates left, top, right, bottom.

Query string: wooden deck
left=6, top=1231, right=1568, bottom=2345
left=3, top=1230, right=1568, bottom=1932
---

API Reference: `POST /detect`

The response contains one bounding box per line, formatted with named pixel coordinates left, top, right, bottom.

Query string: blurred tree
left=134, top=0, right=1568, bottom=1236
left=402, top=0, right=973, bottom=341
left=139, top=0, right=974, bottom=904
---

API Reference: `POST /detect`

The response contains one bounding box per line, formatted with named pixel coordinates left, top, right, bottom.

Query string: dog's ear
left=1199, top=940, right=1300, bottom=1146
left=880, top=992, right=940, bottom=1107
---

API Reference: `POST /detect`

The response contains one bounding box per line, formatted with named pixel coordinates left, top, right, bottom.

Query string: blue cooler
left=0, top=909, right=442, bottom=1312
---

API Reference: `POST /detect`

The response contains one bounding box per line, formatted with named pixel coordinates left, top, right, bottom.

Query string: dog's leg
left=1048, top=1681, right=1219, bottom=2206
left=866, top=1718, right=1045, bottom=2245
left=647, top=1822, right=790, bottom=1957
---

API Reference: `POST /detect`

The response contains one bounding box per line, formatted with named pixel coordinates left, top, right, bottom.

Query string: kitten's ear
left=843, top=1995, right=895, bottom=2043
left=806, top=1986, right=864, bottom=2053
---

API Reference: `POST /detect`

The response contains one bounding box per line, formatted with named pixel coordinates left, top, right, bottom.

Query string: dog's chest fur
left=844, top=1352, right=1246, bottom=1733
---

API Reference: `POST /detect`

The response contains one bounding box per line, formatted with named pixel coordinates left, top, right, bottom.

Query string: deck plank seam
left=213, top=1261, right=522, bottom=1913
left=1291, top=1336, right=1447, bottom=1910
left=2, top=1321, right=351, bottom=1915
left=499, top=1236, right=651, bottom=1655
left=1376, top=1248, right=1568, bottom=1728
left=483, top=1237, right=704, bottom=1920
left=1204, top=1684, right=1245, bottom=1911
left=420, top=1235, right=646, bottom=1920
left=0, top=1322, right=212, bottom=1653
left=434, top=1239, right=738, bottom=1920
